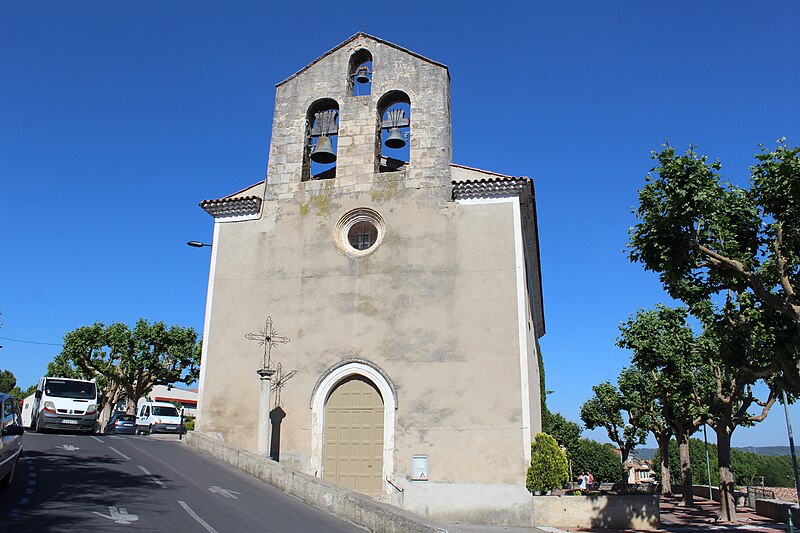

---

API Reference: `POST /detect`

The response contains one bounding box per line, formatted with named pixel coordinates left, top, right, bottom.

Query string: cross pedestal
left=257, top=368, right=276, bottom=455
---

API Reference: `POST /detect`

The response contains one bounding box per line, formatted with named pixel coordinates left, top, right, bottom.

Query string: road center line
left=137, top=465, right=166, bottom=488
left=177, top=501, right=217, bottom=533
left=109, top=446, right=131, bottom=461
left=91, top=436, right=104, bottom=443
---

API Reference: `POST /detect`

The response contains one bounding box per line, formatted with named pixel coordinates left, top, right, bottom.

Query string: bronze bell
left=384, top=128, right=406, bottom=149
left=310, top=136, right=336, bottom=164
left=355, top=65, right=370, bottom=84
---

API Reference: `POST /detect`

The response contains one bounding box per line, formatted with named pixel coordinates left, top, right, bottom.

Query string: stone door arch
left=310, top=360, right=396, bottom=495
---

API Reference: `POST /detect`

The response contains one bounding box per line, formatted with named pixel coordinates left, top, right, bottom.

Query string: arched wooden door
left=323, top=375, right=384, bottom=495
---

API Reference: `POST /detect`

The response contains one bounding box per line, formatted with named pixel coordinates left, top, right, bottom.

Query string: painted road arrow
left=93, top=506, right=139, bottom=524
left=56, top=444, right=80, bottom=451
left=208, top=486, right=241, bottom=499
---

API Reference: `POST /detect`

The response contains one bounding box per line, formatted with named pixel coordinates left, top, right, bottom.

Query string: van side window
left=139, top=406, right=146, bottom=417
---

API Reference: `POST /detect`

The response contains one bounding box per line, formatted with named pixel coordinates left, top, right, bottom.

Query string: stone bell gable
left=265, top=33, right=452, bottom=198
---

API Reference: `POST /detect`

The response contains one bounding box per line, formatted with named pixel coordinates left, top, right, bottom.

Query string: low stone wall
left=185, top=431, right=447, bottom=533
left=754, top=499, right=799, bottom=523
left=531, top=494, right=660, bottom=530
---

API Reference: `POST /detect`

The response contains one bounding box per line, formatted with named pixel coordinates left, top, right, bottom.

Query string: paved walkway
left=566, top=496, right=789, bottom=532
left=657, top=496, right=788, bottom=532
left=447, top=496, right=792, bottom=533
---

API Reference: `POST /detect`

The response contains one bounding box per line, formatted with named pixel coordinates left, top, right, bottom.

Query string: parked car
left=1, top=392, right=25, bottom=490
left=104, top=413, right=136, bottom=435
left=136, top=401, right=183, bottom=435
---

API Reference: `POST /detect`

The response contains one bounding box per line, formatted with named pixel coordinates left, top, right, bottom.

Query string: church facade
left=194, top=34, right=545, bottom=523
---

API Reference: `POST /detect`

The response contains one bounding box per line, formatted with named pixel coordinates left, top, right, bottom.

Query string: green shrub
left=527, top=432, right=569, bottom=494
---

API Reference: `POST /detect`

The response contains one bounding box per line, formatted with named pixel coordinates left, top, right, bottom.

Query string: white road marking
left=208, top=486, right=241, bottom=499
left=29, top=473, right=37, bottom=478
left=55, top=444, right=80, bottom=451
left=178, top=501, right=217, bottom=533
left=109, top=446, right=131, bottom=461
left=137, top=465, right=166, bottom=488
left=91, top=436, right=103, bottom=443
left=93, top=506, right=139, bottom=524
left=18, top=498, right=29, bottom=506
left=8, top=511, right=19, bottom=518
left=27, top=480, right=36, bottom=486
left=25, top=489, right=33, bottom=495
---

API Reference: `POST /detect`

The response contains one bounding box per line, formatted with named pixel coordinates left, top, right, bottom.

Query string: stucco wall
left=198, top=188, right=535, bottom=487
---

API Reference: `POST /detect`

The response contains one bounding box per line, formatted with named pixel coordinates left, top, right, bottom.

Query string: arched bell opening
left=348, top=49, right=372, bottom=97
left=376, top=91, right=410, bottom=173
left=302, top=98, right=339, bottom=181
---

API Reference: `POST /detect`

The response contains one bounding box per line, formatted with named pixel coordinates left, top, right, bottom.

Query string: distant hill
left=634, top=446, right=798, bottom=461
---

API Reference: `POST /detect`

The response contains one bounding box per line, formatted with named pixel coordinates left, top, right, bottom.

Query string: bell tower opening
left=348, top=49, right=372, bottom=97
left=377, top=91, right=410, bottom=173
left=303, top=98, right=340, bottom=181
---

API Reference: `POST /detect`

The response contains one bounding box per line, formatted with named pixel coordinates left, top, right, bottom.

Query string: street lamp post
left=781, top=390, right=800, bottom=504
left=187, top=241, right=212, bottom=248
left=703, top=423, right=713, bottom=500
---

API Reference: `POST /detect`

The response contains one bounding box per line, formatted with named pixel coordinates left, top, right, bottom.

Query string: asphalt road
left=0, top=431, right=363, bottom=532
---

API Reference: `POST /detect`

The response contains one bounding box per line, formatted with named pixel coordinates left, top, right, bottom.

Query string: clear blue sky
left=2, top=2, right=799, bottom=448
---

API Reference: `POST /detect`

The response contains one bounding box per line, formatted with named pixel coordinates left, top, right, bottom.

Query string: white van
left=136, top=401, right=183, bottom=435
left=31, top=376, right=98, bottom=434
left=21, top=393, right=35, bottom=428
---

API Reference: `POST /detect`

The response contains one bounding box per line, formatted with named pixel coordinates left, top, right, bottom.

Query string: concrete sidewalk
left=446, top=496, right=792, bottom=533
left=566, top=496, right=789, bottom=532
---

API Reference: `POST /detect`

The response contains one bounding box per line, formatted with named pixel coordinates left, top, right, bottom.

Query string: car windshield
left=152, top=406, right=179, bottom=417
left=45, top=379, right=96, bottom=400
left=115, top=415, right=135, bottom=422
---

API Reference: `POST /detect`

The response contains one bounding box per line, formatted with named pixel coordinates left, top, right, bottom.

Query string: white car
left=136, top=401, right=183, bottom=435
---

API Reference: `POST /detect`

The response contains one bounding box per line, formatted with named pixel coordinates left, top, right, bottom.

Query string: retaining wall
left=185, top=431, right=447, bottom=533
left=531, top=494, right=660, bottom=530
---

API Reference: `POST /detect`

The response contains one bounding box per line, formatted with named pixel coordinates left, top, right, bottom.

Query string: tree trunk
left=658, top=434, right=673, bottom=496
left=716, top=426, right=737, bottom=522
left=678, top=431, right=694, bottom=506
left=620, top=448, right=630, bottom=484
left=98, top=402, right=114, bottom=428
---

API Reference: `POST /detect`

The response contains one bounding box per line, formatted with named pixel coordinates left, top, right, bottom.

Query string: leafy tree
left=542, top=410, right=583, bottom=481
left=617, top=305, right=710, bottom=504
left=543, top=411, right=582, bottom=456
left=527, top=433, right=568, bottom=494
left=697, top=307, right=779, bottom=521
left=628, top=141, right=800, bottom=390
left=9, top=384, right=36, bottom=403
left=56, top=319, right=201, bottom=425
left=580, top=381, right=649, bottom=482
left=571, top=438, right=621, bottom=484
left=0, top=370, right=16, bottom=393
left=616, top=363, right=674, bottom=496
